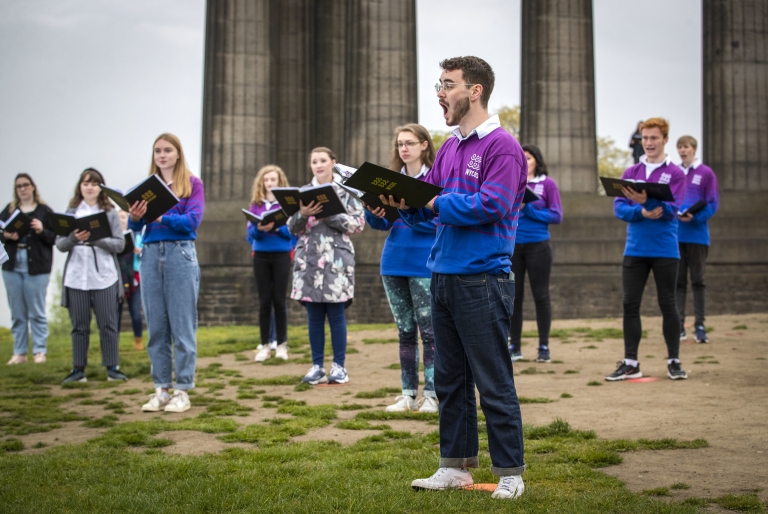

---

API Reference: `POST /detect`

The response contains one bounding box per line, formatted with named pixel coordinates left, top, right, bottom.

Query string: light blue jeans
left=2, top=270, right=50, bottom=356
left=140, top=241, right=200, bottom=390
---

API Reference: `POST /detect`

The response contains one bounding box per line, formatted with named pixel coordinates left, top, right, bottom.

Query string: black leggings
left=252, top=251, right=292, bottom=346
left=622, top=256, right=680, bottom=360
left=508, top=241, right=552, bottom=351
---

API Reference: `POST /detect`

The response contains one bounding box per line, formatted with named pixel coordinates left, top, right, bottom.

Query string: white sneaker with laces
left=385, top=395, right=418, bottom=412
left=7, top=354, right=27, bottom=365
left=164, top=390, right=191, bottom=413
left=142, top=388, right=171, bottom=412
left=412, top=467, right=473, bottom=490
left=491, top=475, right=524, bottom=499
left=328, top=362, right=349, bottom=384
left=275, top=343, right=288, bottom=360
left=33, top=353, right=46, bottom=364
left=254, top=345, right=271, bottom=362
left=418, top=396, right=439, bottom=413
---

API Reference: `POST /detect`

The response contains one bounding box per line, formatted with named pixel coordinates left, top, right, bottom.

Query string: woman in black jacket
left=1, top=174, right=55, bottom=364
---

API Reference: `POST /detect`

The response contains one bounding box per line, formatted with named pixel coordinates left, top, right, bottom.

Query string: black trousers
left=66, top=281, right=121, bottom=368
left=508, top=241, right=552, bottom=351
left=677, top=243, right=708, bottom=327
left=252, top=251, right=292, bottom=346
left=622, top=256, right=680, bottom=361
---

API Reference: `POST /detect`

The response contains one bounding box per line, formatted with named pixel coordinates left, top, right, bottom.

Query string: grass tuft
left=354, top=387, right=402, bottom=399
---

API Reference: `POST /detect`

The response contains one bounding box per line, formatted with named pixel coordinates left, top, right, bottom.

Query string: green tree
left=496, top=105, right=520, bottom=139
left=597, top=135, right=632, bottom=195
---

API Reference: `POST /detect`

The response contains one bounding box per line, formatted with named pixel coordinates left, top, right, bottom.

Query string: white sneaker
left=164, top=390, right=191, bottom=413
left=328, top=362, right=349, bottom=384
left=33, top=353, right=46, bottom=364
left=418, top=396, right=439, bottom=413
left=385, top=395, right=418, bottom=412
left=411, top=467, right=473, bottom=490
left=254, top=344, right=271, bottom=362
left=269, top=340, right=278, bottom=350
left=491, top=475, right=524, bottom=499
left=7, top=354, right=27, bottom=365
left=275, top=343, right=288, bottom=360
left=142, top=388, right=171, bottom=412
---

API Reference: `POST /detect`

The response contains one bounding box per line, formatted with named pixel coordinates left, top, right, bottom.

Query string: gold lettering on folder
left=142, top=190, right=157, bottom=203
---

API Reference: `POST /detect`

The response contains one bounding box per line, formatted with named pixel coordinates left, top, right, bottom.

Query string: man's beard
left=446, top=96, right=470, bottom=126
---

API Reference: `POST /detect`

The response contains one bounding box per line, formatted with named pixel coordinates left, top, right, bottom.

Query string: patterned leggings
left=381, top=276, right=435, bottom=398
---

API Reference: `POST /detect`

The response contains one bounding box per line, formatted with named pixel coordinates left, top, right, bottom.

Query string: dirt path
left=20, top=313, right=768, bottom=503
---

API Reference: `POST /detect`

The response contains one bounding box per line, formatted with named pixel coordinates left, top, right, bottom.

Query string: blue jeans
left=141, top=241, right=200, bottom=390
left=304, top=302, right=346, bottom=367
left=431, top=272, right=526, bottom=476
left=2, top=270, right=50, bottom=355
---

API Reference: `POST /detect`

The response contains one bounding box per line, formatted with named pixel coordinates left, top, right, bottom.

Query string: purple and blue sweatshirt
left=246, top=201, right=297, bottom=253
left=128, top=175, right=205, bottom=243
left=677, top=159, right=719, bottom=246
left=516, top=175, right=563, bottom=244
left=365, top=165, right=436, bottom=278
left=400, top=115, right=528, bottom=275
left=614, top=157, right=686, bottom=259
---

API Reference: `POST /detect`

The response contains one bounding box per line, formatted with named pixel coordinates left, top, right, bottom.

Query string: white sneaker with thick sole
left=386, top=395, right=418, bottom=412
left=142, top=388, right=171, bottom=412
left=275, top=343, right=288, bottom=360
left=254, top=345, right=271, bottom=362
left=164, top=390, right=191, bottom=413
left=418, top=396, right=439, bottom=413
left=491, top=475, right=524, bottom=499
left=411, top=467, right=473, bottom=490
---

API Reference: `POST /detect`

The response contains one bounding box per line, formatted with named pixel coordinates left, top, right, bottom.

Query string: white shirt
left=63, top=201, right=118, bottom=291
left=639, top=154, right=672, bottom=180
left=680, top=158, right=702, bottom=176
left=400, top=164, right=430, bottom=179
left=450, top=114, right=502, bottom=142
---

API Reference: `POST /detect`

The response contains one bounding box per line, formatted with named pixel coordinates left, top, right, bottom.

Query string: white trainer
left=254, top=344, right=271, bottom=362
left=491, top=475, right=524, bottom=499
left=164, top=390, right=191, bottom=413
left=269, top=340, right=278, bottom=350
left=142, top=388, right=171, bottom=412
left=33, top=353, right=46, bottom=364
left=386, top=395, right=418, bottom=412
left=275, top=343, right=289, bottom=360
left=411, top=467, right=473, bottom=490
left=418, top=396, right=439, bottom=413
left=7, top=354, right=27, bottom=365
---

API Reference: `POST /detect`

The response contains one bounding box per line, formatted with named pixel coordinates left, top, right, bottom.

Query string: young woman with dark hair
left=507, top=145, right=562, bottom=363
left=56, top=168, right=127, bottom=383
left=366, top=123, right=439, bottom=413
left=1, top=174, right=56, bottom=364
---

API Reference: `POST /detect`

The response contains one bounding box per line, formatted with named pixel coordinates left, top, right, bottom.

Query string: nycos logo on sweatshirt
left=692, top=174, right=702, bottom=185
left=659, top=172, right=672, bottom=184
left=465, top=154, right=482, bottom=179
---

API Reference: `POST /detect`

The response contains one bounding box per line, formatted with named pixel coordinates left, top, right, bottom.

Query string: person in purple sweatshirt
left=676, top=135, right=719, bottom=343
left=508, top=144, right=562, bottom=363
left=129, top=133, right=205, bottom=413
left=388, top=56, right=526, bottom=500
left=247, top=164, right=297, bottom=362
left=605, top=118, right=688, bottom=382
left=366, top=123, right=439, bottom=414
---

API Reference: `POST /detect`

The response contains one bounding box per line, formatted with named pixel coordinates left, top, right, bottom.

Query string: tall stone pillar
left=703, top=0, right=768, bottom=191
left=520, top=0, right=597, bottom=193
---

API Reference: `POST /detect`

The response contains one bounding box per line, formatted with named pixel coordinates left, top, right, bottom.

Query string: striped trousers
left=66, top=281, right=120, bottom=368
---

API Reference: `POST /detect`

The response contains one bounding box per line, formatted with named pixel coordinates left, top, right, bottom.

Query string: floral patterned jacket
left=287, top=179, right=364, bottom=303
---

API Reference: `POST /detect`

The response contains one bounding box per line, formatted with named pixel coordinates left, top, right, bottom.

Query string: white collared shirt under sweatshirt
left=63, top=201, right=118, bottom=291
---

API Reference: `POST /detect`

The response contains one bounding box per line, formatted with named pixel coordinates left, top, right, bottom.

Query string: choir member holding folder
left=605, top=118, right=688, bottom=382
left=56, top=168, right=127, bottom=383
left=246, top=165, right=297, bottom=363
left=1, top=174, right=55, bottom=365
left=130, top=134, right=205, bottom=414
left=365, top=124, right=439, bottom=414
left=288, top=147, right=364, bottom=386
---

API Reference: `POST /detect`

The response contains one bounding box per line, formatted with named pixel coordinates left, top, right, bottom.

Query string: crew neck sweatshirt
left=516, top=175, right=563, bottom=244
left=128, top=175, right=205, bottom=243
left=677, top=160, right=719, bottom=246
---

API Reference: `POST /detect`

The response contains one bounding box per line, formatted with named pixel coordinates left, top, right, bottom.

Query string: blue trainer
left=694, top=325, right=709, bottom=344
left=302, top=365, right=328, bottom=385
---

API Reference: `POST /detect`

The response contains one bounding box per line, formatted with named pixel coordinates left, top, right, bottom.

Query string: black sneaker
left=680, top=328, right=687, bottom=341
left=605, top=361, right=642, bottom=381
left=694, top=325, right=709, bottom=344
left=62, top=369, right=87, bottom=384
left=107, top=367, right=128, bottom=381
left=536, top=348, right=551, bottom=363
left=667, top=361, right=688, bottom=380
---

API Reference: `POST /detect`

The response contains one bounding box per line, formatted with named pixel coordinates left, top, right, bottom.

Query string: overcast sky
left=0, top=0, right=701, bottom=327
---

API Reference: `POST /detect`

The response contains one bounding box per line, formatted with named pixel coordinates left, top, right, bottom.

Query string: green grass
left=733, top=324, right=748, bottom=330
left=362, top=338, right=399, bottom=344
left=354, top=387, right=402, bottom=399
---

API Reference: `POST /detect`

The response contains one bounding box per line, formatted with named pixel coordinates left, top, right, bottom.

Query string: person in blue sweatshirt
left=365, top=123, right=439, bottom=414
left=676, top=136, right=719, bottom=344
left=605, top=118, right=688, bottom=382
left=508, top=145, right=562, bottom=363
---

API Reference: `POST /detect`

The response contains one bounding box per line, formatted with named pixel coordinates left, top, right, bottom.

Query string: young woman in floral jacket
left=288, top=147, right=364, bottom=385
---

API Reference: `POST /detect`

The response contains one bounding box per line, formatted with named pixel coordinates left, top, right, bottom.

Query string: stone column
left=520, top=0, right=597, bottom=193
left=703, top=0, right=768, bottom=191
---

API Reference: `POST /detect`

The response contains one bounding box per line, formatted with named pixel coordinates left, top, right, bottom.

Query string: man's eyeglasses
left=15, top=183, right=32, bottom=190
left=396, top=141, right=421, bottom=149
left=434, top=82, right=477, bottom=93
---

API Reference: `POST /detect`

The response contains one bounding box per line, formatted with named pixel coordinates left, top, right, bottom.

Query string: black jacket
left=0, top=203, right=56, bottom=275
